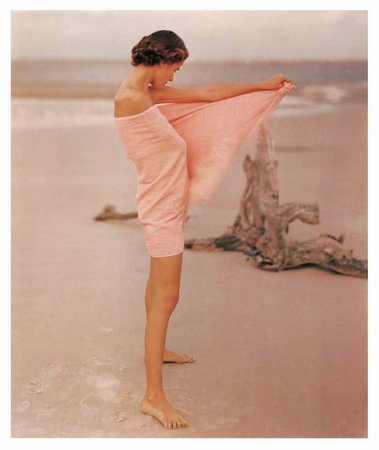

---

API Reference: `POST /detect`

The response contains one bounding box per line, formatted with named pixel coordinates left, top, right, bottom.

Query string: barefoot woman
left=114, top=30, right=293, bottom=430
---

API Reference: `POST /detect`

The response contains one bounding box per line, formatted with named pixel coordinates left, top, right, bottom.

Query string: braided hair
left=131, top=30, right=189, bottom=66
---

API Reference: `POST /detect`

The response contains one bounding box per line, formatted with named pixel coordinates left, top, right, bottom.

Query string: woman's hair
left=131, top=30, right=189, bottom=66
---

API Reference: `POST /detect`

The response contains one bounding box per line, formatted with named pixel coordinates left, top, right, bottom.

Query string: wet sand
left=11, top=103, right=367, bottom=437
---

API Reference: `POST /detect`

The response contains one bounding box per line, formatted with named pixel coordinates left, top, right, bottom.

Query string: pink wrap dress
left=114, top=82, right=296, bottom=257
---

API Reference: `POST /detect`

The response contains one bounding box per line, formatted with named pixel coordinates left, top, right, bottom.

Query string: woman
left=114, top=30, right=293, bottom=430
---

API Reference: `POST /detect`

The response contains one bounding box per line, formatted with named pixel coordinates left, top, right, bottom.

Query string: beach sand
left=11, top=103, right=367, bottom=437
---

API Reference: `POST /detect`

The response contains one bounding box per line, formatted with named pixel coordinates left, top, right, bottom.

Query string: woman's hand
left=262, top=73, right=294, bottom=90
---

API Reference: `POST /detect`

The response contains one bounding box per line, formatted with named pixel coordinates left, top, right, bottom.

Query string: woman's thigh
left=149, top=252, right=183, bottom=297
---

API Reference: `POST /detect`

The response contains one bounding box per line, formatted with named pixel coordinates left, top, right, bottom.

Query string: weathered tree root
left=184, top=125, right=367, bottom=278
left=93, top=204, right=191, bottom=223
left=93, top=205, right=138, bottom=221
left=184, top=232, right=367, bottom=278
left=94, top=125, right=367, bottom=278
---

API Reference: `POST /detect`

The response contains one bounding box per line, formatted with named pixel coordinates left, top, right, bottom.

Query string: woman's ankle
left=144, top=390, right=166, bottom=401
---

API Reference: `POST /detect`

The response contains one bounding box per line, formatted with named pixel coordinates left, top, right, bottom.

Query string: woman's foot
left=140, top=393, right=188, bottom=429
left=144, top=349, right=195, bottom=364
left=163, top=349, right=195, bottom=364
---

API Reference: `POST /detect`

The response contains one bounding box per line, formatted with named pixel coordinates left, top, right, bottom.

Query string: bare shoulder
left=114, top=89, right=154, bottom=118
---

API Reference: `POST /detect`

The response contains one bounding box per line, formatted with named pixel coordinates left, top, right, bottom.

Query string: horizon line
left=11, top=57, right=368, bottom=64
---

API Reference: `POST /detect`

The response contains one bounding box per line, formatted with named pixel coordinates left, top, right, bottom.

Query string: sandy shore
left=11, top=103, right=367, bottom=437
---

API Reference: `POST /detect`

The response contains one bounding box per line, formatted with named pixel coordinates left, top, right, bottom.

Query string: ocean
left=11, top=59, right=367, bottom=129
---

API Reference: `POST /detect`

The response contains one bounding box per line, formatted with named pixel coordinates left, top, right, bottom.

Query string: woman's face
left=154, top=61, right=184, bottom=88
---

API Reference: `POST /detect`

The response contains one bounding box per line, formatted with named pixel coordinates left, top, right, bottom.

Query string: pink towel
left=114, top=81, right=296, bottom=257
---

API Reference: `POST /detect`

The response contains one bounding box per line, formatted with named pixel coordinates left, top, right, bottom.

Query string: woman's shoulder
left=114, top=88, right=154, bottom=118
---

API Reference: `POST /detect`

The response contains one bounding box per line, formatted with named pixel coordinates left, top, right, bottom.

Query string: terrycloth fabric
left=114, top=81, right=296, bottom=257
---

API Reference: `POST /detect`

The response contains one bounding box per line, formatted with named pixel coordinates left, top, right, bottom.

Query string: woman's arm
left=208, top=73, right=294, bottom=101
left=207, top=81, right=267, bottom=101
left=149, top=85, right=213, bottom=103
left=148, top=74, right=294, bottom=104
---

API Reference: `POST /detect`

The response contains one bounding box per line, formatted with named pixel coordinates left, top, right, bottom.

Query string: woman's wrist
left=258, top=81, right=270, bottom=90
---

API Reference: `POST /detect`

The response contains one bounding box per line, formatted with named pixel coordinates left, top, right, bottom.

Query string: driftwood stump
left=94, top=124, right=367, bottom=278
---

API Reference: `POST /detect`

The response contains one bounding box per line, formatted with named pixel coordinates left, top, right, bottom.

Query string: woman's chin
left=151, top=82, right=166, bottom=89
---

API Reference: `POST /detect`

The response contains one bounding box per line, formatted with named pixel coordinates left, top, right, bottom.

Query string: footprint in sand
left=15, top=400, right=31, bottom=413
left=85, top=372, right=121, bottom=404
left=27, top=362, right=65, bottom=394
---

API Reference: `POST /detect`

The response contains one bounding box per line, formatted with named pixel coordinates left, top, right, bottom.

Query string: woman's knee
left=151, top=286, right=180, bottom=313
left=148, top=252, right=182, bottom=312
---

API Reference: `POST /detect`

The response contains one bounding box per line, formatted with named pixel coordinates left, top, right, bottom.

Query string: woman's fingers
left=278, top=73, right=293, bottom=84
left=269, top=73, right=295, bottom=89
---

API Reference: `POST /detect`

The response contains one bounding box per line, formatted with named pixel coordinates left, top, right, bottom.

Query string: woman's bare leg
left=141, top=252, right=189, bottom=429
left=145, top=275, right=194, bottom=364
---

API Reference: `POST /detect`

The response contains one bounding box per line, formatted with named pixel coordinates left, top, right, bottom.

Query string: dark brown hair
left=131, top=30, right=189, bottom=66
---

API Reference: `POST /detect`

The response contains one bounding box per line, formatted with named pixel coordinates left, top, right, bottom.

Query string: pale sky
left=11, top=10, right=367, bottom=61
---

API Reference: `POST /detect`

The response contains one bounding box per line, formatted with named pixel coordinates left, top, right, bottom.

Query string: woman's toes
left=183, top=353, right=195, bottom=362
